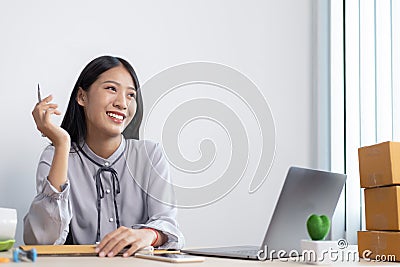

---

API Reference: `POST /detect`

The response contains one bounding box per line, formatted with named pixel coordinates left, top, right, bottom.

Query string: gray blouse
left=23, top=137, right=184, bottom=249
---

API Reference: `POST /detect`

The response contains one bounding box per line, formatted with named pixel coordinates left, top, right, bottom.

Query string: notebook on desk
left=181, top=166, right=346, bottom=260
left=19, top=245, right=179, bottom=256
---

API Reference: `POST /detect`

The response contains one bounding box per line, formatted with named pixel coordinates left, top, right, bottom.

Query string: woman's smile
left=106, top=111, right=126, bottom=124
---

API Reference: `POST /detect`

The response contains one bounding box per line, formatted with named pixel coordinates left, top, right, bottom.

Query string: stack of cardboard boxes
left=358, top=141, right=400, bottom=261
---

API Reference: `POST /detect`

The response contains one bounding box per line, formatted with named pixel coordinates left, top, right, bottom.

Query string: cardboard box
left=358, top=231, right=399, bottom=262
left=358, top=141, right=400, bottom=188
left=364, top=185, right=400, bottom=230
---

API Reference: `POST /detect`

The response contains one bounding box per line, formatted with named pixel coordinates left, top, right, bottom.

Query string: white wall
left=0, top=0, right=325, bottom=246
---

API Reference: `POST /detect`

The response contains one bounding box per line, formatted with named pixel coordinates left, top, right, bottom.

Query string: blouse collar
left=80, top=137, right=126, bottom=166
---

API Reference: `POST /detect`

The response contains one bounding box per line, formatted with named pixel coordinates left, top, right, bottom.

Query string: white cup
left=0, top=208, right=17, bottom=241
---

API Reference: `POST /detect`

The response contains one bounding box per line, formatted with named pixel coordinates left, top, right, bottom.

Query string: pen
left=37, top=83, right=42, bottom=103
left=152, top=250, right=181, bottom=254
left=37, top=83, right=46, bottom=137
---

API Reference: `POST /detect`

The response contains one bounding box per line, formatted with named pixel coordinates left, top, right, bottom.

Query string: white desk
left=0, top=251, right=398, bottom=267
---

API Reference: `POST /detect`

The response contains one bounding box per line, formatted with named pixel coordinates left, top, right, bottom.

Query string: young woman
left=24, top=56, right=184, bottom=257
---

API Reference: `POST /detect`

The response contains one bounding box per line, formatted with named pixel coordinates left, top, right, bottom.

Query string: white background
left=0, top=0, right=329, bottom=246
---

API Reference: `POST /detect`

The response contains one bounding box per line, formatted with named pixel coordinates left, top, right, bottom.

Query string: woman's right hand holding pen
left=32, top=94, right=70, bottom=146
left=32, top=94, right=70, bottom=192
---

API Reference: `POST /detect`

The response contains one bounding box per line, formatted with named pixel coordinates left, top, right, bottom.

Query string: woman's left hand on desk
left=95, top=226, right=155, bottom=257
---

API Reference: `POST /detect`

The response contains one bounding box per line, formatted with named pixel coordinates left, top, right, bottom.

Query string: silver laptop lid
left=260, top=166, right=346, bottom=255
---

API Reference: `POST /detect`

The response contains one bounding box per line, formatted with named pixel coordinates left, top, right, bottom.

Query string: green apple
left=306, top=214, right=330, bottom=240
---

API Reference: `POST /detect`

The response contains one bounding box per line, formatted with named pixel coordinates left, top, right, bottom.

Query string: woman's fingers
left=44, top=107, right=61, bottom=118
left=42, top=103, right=59, bottom=110
left=96, top=227, right=147, bottom=257
left=96, top=229, right=121, bottom=256
left=106, top=238, right=130, bottom=257
left=123, top=243, right=141, bottom=257
left=38, top=104, right=59, bottom=117
left=31, top=93, right=71, bottom=145
left=32, top=95, right=59, bottom=131
left=40, top=107, right=60, bottom=130
left=96, top=229, right=118, bottom=252
left=34, top=95, right=57, bottom=115
left=39, top=94, right=53, bottom=105
left=99, top=228, right=132, bottom=257
left=33, top=97, right=58, bottom=118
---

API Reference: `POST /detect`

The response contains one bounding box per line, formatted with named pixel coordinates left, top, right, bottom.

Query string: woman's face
left=77, top=65, right=137, bottom=139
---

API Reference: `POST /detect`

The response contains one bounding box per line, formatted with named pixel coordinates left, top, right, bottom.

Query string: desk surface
left=0, top=251, right=398, bottom=267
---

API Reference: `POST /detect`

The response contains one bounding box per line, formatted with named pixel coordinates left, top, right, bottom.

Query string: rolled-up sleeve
left=132, top=143, right=185, bottom=249
left=23, top=146, right=72, bottom=245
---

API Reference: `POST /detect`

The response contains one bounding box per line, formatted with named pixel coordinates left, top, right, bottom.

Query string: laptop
left=181, top=166, right=346, bottom=260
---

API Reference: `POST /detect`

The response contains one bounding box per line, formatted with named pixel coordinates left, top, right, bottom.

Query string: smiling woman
left=24, top=55, right=184, bottom=257
left=75, top=65, right=138, bottom=154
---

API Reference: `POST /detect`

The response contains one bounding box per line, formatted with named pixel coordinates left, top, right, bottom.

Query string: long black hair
left=61, top=55, right=143, bottom=148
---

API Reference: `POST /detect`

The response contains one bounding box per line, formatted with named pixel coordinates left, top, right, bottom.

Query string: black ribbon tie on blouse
left=79, top=145, right=126, bottom=243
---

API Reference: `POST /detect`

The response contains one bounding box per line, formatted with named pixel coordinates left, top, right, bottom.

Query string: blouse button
left=104, top=161, right=110, bottom=167
left=106, top=189, right=111, bottom=194
left=109, top=218, right=114, bottom=222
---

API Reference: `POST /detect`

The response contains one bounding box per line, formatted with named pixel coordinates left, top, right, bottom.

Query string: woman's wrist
left=48, top=137, right=70, bottom=192
left=53, top=135, right=71, bottom=149
left=143, top=228, right=160, bottom=246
